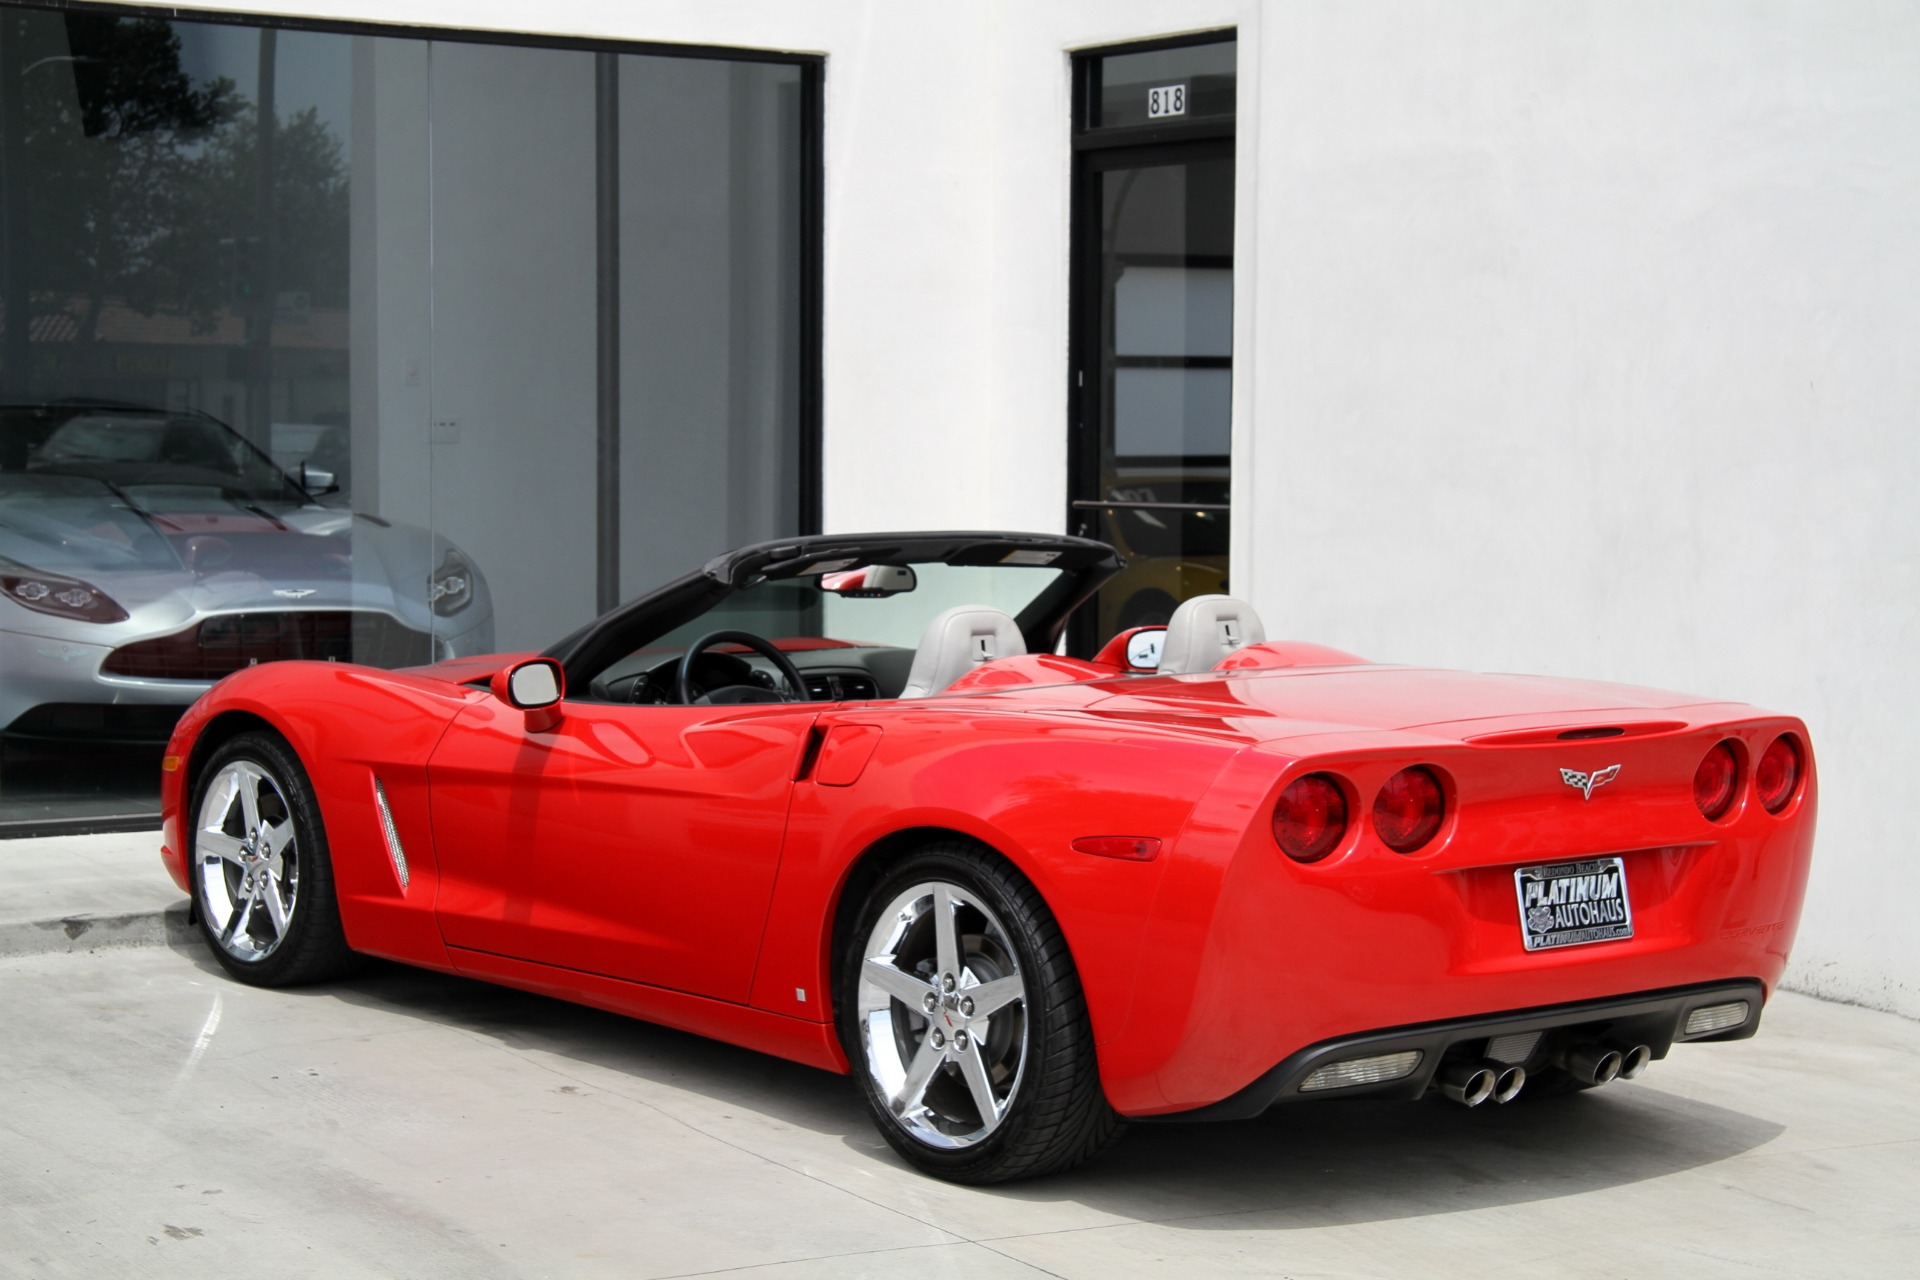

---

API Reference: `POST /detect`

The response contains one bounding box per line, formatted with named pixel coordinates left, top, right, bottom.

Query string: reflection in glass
left=0, top=9, right=813, bottom=828
left=1088, top=148, right=1233, bottom=636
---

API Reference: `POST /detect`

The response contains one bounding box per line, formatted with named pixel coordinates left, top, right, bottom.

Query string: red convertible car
left=158, top=532, right=1816, bottom=1183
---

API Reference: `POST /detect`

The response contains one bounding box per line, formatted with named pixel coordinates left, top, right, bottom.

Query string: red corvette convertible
left=158, top=531, right=1816, bottom=1183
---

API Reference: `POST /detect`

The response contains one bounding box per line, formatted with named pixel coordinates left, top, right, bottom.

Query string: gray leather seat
left=1158, top=594, right=1266, bottom=675
left=899, top=605, right=1026, bottom=698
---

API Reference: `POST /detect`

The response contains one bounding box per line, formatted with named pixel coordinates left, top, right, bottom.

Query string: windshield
left=650, top=563, right=1068, bottom=652
left=0, top=472, right=181, bottom=574
left=3, top=407, right=311, bottom=506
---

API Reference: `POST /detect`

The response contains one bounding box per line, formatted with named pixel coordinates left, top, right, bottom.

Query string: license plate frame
left=1514, top=856, right=1634, bottom=951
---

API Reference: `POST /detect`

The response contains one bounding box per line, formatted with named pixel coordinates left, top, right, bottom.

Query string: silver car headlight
left=426, top=549, right=474, bottom=617
left=2, top=565, right=130, bottom=623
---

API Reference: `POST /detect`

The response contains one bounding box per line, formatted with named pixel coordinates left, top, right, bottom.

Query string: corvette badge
left=1559, top=764, right=1621, bottom=801
left=273, top=588, right=317, bottom=599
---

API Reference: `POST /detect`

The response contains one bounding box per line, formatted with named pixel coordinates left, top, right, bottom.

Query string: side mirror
left=490, top=658, right=565, bottom=732
left=298, top=462, right=341, bottom=496
left=1125, top=629, right=1164, bottom=671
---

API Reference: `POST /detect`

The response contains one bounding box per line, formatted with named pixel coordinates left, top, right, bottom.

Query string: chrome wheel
left=857, top=880, right=1029, bottom=1149
left=194, top=760, right=301, bottom=963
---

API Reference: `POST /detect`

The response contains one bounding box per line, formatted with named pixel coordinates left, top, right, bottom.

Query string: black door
left=1068, top=34, right=1236, bottom=655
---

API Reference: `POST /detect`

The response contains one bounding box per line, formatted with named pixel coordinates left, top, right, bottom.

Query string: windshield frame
left=545, top=531, right=1124, bottom=690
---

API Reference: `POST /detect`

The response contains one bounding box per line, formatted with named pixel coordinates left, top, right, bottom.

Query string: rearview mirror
left=491, top=658, right=565, bottom=732
left=820, top=564, right=917, bottom=598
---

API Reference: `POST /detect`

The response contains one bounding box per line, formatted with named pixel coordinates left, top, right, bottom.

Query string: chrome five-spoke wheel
left=858, top=881, right=1029, bottom=1149
left=196, top=759, right=301, bottom=963
left=842, top=843, right=1120, bottom=1183
left=189, top=732, right=355, bottom=986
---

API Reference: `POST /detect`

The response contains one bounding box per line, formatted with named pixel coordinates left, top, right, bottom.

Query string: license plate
left=1515, top=857, right=1633, bottom=951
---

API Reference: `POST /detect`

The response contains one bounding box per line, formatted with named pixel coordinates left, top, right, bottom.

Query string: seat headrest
left=1158, top=594, right=1267, bottom=675
left=899, top=605, right=1027, bottom=698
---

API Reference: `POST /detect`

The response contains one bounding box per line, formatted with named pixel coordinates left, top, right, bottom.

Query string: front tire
left=839, top=842, right=1120, bottom=1183
left=189, top=731, right=356, bottom=987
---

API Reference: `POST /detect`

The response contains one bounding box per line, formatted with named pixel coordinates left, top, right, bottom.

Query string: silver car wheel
left=856, top=880, right=1029, bottom=1150
left=194, top=760, right=301, bottom=963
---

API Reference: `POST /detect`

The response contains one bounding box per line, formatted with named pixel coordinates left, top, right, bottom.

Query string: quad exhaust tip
left=1559, top=1043, right=1623, bottom=1086
left=1441, top=1061, right=1527, bottom=1107
left=1557, top=1041, right=1653, bottom=1086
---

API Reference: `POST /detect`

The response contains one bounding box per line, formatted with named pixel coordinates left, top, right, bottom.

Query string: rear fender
left=748, top=708, right=1240, bottom=1075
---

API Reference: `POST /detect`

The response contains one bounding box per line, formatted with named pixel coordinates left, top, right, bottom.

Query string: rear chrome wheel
left=842, top=843, right=1120, bottom=1183
left=857, top=881, right=1030, bottom=1150
left=190, top=731, right=355, bottom=986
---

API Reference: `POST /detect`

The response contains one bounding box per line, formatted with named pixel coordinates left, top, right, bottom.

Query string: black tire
left=187, top=731, right=357, bottom=987
left=838, top=841, right=1120, bottom=1183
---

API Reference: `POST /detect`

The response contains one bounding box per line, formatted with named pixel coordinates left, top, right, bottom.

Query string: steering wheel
left=676, top=630, right=809, bottom=705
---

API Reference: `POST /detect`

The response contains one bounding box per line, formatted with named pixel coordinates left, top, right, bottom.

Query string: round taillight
left=1273, top=774, right=1349, bottom=863
left=1373, top=766, right=1446, bottom=853
left=1694, top=742, right=1739, bottom=820
left=1756, top=734, right=1803, bottom=814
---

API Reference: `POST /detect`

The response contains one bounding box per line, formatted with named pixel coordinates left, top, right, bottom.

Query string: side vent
left=372, top=776, right=410, bottom=891
left=802, top=673, right=880, bottom=701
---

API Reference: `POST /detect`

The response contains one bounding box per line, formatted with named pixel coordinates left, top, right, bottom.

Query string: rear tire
left=839, top=842, right=1120, bottom=1183
left=188, top=731, right=357, bottom=987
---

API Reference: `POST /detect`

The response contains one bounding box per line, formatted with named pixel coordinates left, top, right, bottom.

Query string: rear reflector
left=1070, top=836, right=1161, bottom=861
left=1273, top=773, right=1349, bottom=863
left=1372, top=765, right=1445, bottom=853
left=1694, top=742, right=1740, bottom=820
left=1300, top=1050, right=1423, bottom=1092
left=1685, top=1001, right=1751, bottom=1036
left=1755, top=734, right=1803, bottom=814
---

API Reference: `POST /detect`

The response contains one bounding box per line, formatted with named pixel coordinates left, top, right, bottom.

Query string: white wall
left=155, top=0, right=1919, bottom=1017
left=1244, top=2, right=1920, bottom=1018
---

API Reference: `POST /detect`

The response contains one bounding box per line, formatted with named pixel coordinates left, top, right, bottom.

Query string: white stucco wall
left=139, top=0, right=1919, bottom=1017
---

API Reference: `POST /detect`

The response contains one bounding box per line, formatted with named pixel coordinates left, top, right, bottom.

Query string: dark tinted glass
left=0, top=9, right=812, bottom=829
left=1093, top=38, right=1235, bottom=130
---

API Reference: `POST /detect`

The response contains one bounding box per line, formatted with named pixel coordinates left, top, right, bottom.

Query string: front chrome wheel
left=857, top=880, right=1030, bottom=1149
left=195, top=759, right=301, bottom=963
left=188, top=731, right=354, bottom=986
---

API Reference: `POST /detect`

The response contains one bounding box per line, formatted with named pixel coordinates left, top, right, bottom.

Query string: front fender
left=161, top=661, right=480, bottom=969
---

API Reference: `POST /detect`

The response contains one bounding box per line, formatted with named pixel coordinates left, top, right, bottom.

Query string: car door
left=426, top=693, right=819, bottom=1003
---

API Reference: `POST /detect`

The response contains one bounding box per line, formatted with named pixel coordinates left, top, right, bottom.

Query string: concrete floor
left=3, top=939, right=1916, bottom=1279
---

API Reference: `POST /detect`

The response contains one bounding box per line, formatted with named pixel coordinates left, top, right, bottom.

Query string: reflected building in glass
left=0, top=7, right=819, bottom=827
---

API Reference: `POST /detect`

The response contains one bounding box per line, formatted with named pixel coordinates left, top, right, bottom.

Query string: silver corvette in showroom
left=0, top=403, right=493, bottom=742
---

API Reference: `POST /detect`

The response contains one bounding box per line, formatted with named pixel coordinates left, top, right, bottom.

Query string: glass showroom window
left=0, top=6, right=820, bottom=830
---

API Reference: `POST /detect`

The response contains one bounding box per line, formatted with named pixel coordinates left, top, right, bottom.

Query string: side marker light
left=1071, top=836, right=1161, bottom=861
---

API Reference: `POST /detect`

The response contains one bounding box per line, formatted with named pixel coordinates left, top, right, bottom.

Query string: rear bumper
left=1139, top=978, right=1763, bottom=1121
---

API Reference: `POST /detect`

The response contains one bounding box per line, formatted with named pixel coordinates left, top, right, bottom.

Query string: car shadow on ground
left=162, top=937, right=1786, bottom=1229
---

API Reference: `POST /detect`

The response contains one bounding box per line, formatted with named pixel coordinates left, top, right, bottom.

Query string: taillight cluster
left=1693, top=734, right=1805, bottom=820
left=1273, top=766, right=1448, bottom=863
